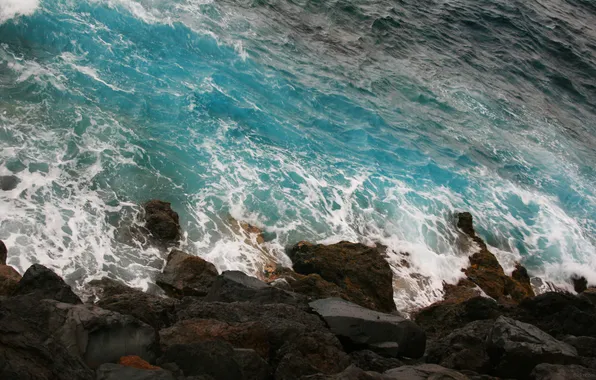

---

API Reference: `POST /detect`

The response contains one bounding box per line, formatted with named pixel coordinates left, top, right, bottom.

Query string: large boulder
left=157, top=340, right=243, bottom=379
left=143, top=200, right=181, bottom=244
left=309, top=298, right=426, bottom=358
left=233, top=348, right=272, bottom=380
left=0, top=264, right=21, bottom=296
left=288, top=241, right=396, bottom=312
left=267, top=268, right=350, bottom=303
left=426, top=320, right=493, bottom=373
left=348, top=350, right=404, bottom=373
left=156, top=250, right=218, bottom=298
left=487, top=316, right=578, bottom=378
left=0, top=175, right=19, bottom=191
left=12, top=264, right=82, bottom=304
left=205, top=270, right=306, bottom=306
left=563, top=336, right=596, bottom=357
left=456, top=212, right=534, bottom=304
left=383, top=364, right=469, bottom=380
left=96, top=363, right=176, bottom=380
left=96, top=292, right=178, bottom=330
left=530, top=363, right=596, bottom=380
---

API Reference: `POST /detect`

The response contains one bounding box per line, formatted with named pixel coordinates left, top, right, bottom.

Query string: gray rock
left=383, top=364, right=469, bottom=379
left=234, top=348, right=272, bottom=380
left=13, top=264, right=82, bottom=304
left=563, top=335, right=596, bottom=357
left=487, top=316, right=579, bottom=379
left=530, top=363, right=596, bottom=380
left=0, top=175, right=19, bottom=191
left=96, top=364, right=176, bottom=380
left=309, top=298, right=426, bottom=358
left=426, top=320, right=493, bottom=373
left=157, top=250, right=219, bottom=298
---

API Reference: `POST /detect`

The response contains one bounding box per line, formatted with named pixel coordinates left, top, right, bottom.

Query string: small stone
left=0, top=175, right=19, bottom=191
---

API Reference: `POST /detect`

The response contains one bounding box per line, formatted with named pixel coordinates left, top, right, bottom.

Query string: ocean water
left=0, top=0, right=594, bottom=312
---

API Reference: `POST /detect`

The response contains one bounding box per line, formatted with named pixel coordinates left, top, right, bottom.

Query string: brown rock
left=0, top=240, right=7, bottom=265
left=287, top=241, right=396, bottom=312
left=143, top=200, right=181, bottom=244
left=229, top=217, right=265, bottom=245
left=156, top=250, right=218, bottom=298
left=0, top=264, right=22, bottom=296
left=442, top=279, right=483, bottom=304
left=118, top=355, right=160, bottom=370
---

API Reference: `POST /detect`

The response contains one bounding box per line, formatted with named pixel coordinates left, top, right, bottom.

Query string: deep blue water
left=0, top=0, right=595, bottom=311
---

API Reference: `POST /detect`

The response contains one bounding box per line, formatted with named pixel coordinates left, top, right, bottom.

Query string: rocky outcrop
left=0, top=264, right=21, bottom=296
left=0, top=175, right=19, bottom=191
left=457, top=212, right=534, bottom=304
left=143, top=200, right=181, bottom=244
left=530, top=363, right=596, bottom=380
left=571, top=275, right=589, bottom=293
left=156, top=249, right=218, bottom=298
left=309, top=298, right=426, bottom=358
left=12, top=264, right=82, bottom=304
left=287, top=241, right=396, bottom=312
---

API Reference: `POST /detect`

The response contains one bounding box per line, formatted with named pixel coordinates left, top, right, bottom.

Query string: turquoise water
left=0, top=0, right=595, bottom=311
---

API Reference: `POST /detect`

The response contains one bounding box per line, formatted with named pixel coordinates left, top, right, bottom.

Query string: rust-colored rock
left=442, top=278, right=483, bottom=304
left=0, top=264, right=22, bottom=296
left=287, top=241, right=396, bottom=312
left=229, top=217, right=265, bottom=245
left=457, top=212, right=534, bottom=304
left=118, top=355, right=160, bottom=370
left=143, top=200, right=181, bottom=244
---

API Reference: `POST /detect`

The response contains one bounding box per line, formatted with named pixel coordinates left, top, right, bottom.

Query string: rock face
left=530, top=363, right=596, bottom=380
left=457, top=212, right=534, bottom=304
left=143, top=200, right=181, bottom=244
left=309, top=298, right=426, bottom=358
left=288, top=241, right=396, bottom=313
left=487, top=316, right=578, bottom=378
left=383, top=364, right=469, bottom=380
left=0, top=264, right=21, bottom=296
left=156, top=250, right=219, bottom=297
left=12, top=264, right=82, bottom=304
left=0, top=175, right=20, bottom=191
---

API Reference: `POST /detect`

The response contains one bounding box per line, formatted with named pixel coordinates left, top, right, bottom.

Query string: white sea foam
left=0, top=0, right=39, bottom=23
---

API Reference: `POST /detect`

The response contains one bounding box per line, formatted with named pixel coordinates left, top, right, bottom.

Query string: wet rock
left=288, top=241, right=396, bottom=312
left=119, top=355, right=161, bottom=370
left=426, top=320, right=493, bottom=373
left=580, top=287, right=596, bottom=305
left=0, top=264, right=21, bottom=296
left=309, top=298, right=426, bottom=358
left=229, top=217, right=266, bottom=245
left=349, top=350, right=404, bottom=373
left=530, top=363, right=596, bottom=380
left=13, top=264, right=82, bottom=304
left=234, top=348, right=272, bottom=380
left=562, top=336, right=596, bottom=357
left=487, top=316, right=578, bottom=379
left=205, top=270, right=307, bottom=306
left=143, top=200, right=181, bottom=244
left=383, top=364, right=469, bottom=380
left=456, top=212, right=534, bottom=304
left=96, top=363, right=176, bottom=380
left=571, top=275, right=588, bottom=293
left=0, top=175, right=20, bottom=191
left=88, top=277, right=143, bottom=299
left=441, top=279, right=484, bottom=304
left=156, top=250, right=218, bottom=298
left=269, top=269, right=350, bottom=302
left=0, top=239, right=7, bottom=265
left=302, top=365, right=387, bottom=380
left=96, top=291, right=178, bottom=330
left=158, top=340, right=243, bottom=379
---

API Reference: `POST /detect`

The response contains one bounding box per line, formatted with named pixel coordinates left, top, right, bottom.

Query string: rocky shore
left=1, top=201, right=595, bottom=380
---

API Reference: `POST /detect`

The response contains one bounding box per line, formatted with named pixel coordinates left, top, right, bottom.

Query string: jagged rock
left=0, top=299, right=94, bottom=380
left=288, top=241, right=396, bottom=312
left=158, top=340, right=243, bottom=379
left=563, top=336, right=596, bottom=357
left=0, top=239, right=7, bottom=264
left=571, top=275, right=588, bottom=293
left=119, top=355, right=161, bottom=370
left=157, top=250, right=218, bottom=298
left=349, top=350, right=404, bottom=373
left=234, top=348, right=272, bottom=380
left=530, top=363, right=596, bottom=380
left=580, top=288, right=596, bottom=305
left=383, top=364, right=469, bottom=379
left=205, top=270, right=306, bottom=306
left=96, top=363, right=176, bottom=380
left=0, top=264, right=21, bottom=296
left=441, top=279, right=484, bottom=304
left=309, top=298, right=426, bottom=358
left=12, top=264, right=82, bottom=304
left=487, top=316, right=578, bottom=378
left=426, top=320, right=493, bottom=373
left=0, top=175, right=19, bottom=191
left=96, top=291, right=178, bottom=330
left=229, top=217, right=266, bottom=245
left=88, top=277, right=143, bottom=298
left=143, top=200, right=181, bottom=244
left=456, top=212, right=534, bottom=304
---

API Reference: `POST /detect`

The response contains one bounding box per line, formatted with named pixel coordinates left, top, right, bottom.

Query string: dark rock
left=205, top=270, right=306, bottom=306
left=530, top=363, right=596, bottom=380
left=0, top=239, right=6, bottom=265
left=563, top=336, right=596, bottom=357
left=288, top=241, right=396, bottom=312
left=580, top=288, right=596, bottom=305
left=426, top=320, right=493, bottom=373
left=96, top=363, right=176, bottom=380
left=383, top=364, right=469, bottom=379
left=234, top=348, right=272, bottom=380
left=441, top=279, right=484, bottom=304
left=0, top=175, right=19, bottom=191
left=88, top=277, right=143, bottom=298
left=0, top=300, right=94, bottom=380
left=143, top=200, right=181, bottom=244
left=0, top=264, right=21, bottom=296
left=487, top=316, right=578, bottom=379
left=309, top=298, right=426, bottom=358
left=158, top=340, right=243, bottom=379
left=157, top=250, right=218, bottom=298
left=349, top=350, right=404, bottom=373
left=97, top=291, right=178, bottom=330
left=301, top=365, right=387, bottom=380
left=572, top=275, right=588, bottom=294
left=13, top=264, right=82, bottom=304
